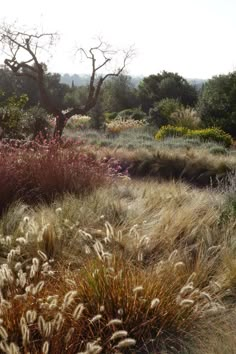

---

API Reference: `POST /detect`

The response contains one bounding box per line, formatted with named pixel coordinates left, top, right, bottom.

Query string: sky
left=1, top=0, right=236, bottom=79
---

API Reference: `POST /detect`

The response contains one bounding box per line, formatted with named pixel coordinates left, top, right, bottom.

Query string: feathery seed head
left=107, top=319, right=123, bottom=326
left=42, top=341, right=49, bottom=354
left=179, top=299, right=195, bottom=307
left=150, top=298, right=160, bottom=309
left=90, top=314, right=102, bottom=323
left=110, top=330, right=128, bottom=341
left=0, top=325, right=8, bottom=340
left=133, top=286, right=144, bottom=294
left=115, top=338, right=136, bottom=348
left=73, top=303, right=85, bottom=320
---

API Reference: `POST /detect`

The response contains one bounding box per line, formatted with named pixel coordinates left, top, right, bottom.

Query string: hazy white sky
left=1, top=0, right=236, bottom=79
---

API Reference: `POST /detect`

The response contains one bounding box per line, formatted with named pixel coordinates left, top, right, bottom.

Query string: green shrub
left=155, top=126, right=233, bottom=147
left=155, top=125, right=188, bottom=139
left=149, top=98, right=183, bottom=127
left=21, top=106, right=51, bottom=139
left=0, top=93, right=28, bottom=138
left=104, top=112, right=118, bottom=121
left=198, top=72, right=236, bottom=137
left=0, top=95, right=51, bottom=139
left=187, top=128, right=233, bottom=147
left=128, top=151, right=231, bottom=187
left=118, top=108, right=147, bottom=120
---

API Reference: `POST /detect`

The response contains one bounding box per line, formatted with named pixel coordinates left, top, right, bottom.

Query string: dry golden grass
left=0, top=180, right=227, bottom=263
left=0, top=178, right=236, bottom=353
left=184, top=311, right=236, bottom=354
left=80, top=141, right=236, bottom=166
left=0, top=226, right=226, bottom=353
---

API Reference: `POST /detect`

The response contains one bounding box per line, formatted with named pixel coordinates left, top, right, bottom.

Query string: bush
left=198, top=71, right=236, bottom=136
left=155, top=126, right=233, bottom=147
left=148, top=98, right=183, bottom=127
left=155, top=125, right=188, bottom=139
left=0, top=94, right=28, bottom=139
left=21, top=106, right=52, bottom=139
left=188, top=128, right=233, bottom=148
left=139, top=71, right=197, bottom=112
left=0, top=141, right=108, bottom=213
left=0, top=96, right=51, bottom=140
left=104, top=111, right=118, bottom=121
left=128, top=151, right=231, bottom=187
left=118, top=108, right=147, bottom=120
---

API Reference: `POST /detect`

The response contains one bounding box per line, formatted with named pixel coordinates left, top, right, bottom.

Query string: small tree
left=102, top=74, right=138, bottom=112
left=138, top=71, right=197, bottom=112
left=0, top=24, right=133, bottom=137
left=198, top=72, right=236, bottom=136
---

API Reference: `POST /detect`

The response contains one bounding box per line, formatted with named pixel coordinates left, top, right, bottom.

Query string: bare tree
left=0, top=24, right=134, bottom=137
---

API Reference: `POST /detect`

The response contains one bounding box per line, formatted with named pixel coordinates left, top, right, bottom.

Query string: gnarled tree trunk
left=0, top=25, right=133, bottom=137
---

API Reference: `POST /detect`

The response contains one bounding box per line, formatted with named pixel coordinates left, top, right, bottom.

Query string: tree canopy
left=198, top=72, right=236, bottom=136
left=102, top=75, right=138, bottom=113
left=0, top=24, right=133, bottom=136
left=138, top=71, right=198, bottom=112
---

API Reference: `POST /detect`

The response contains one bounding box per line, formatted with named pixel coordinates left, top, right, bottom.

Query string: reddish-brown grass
left=0, top=142, right=108, bottom=214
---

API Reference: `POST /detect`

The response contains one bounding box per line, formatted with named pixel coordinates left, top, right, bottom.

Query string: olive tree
left=0, top=24, right=133, bottom=137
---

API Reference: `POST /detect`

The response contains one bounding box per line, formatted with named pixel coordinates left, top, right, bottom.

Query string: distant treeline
left=0, top=64, right=235, bottom=137
left=60, top=73, right=145, bottom=88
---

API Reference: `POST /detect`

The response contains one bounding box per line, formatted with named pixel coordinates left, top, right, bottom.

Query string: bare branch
left=102, top=47, right=135, bottom=80
left=0, top=26, right=134, bottom=137
left=0, top=23, right=58, bottom=66
left=76, top=48, right=92, bottom=60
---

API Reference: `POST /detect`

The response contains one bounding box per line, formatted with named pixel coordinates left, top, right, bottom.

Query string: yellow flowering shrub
left=155, top=125, right=233, bottom=147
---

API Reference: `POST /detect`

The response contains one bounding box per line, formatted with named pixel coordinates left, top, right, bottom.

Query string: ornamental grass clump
left=170, top=108, right=202, bottom=129
left=0, top=179, right=235, bottom=352
left=128, top=150, right=231, bottom=187
left=0, top=225, right=225, bottom=353
left=65, top=115, right=91, bottom=130
left=106, top=117, right=147, bottom=134
left=0, top=141, right=108, bottom=214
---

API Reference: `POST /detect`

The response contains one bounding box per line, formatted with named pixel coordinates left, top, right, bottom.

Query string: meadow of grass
left=0, top=127, right=236, bottom=353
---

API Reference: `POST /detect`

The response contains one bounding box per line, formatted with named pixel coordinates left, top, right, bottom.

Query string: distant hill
left=60, top=73, right=144, bottom=87
left=60, top=73, right=206, bottom=89
left=60, top=74, right=91, bottom=87
left=188, top=79, right=206, bottom=90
